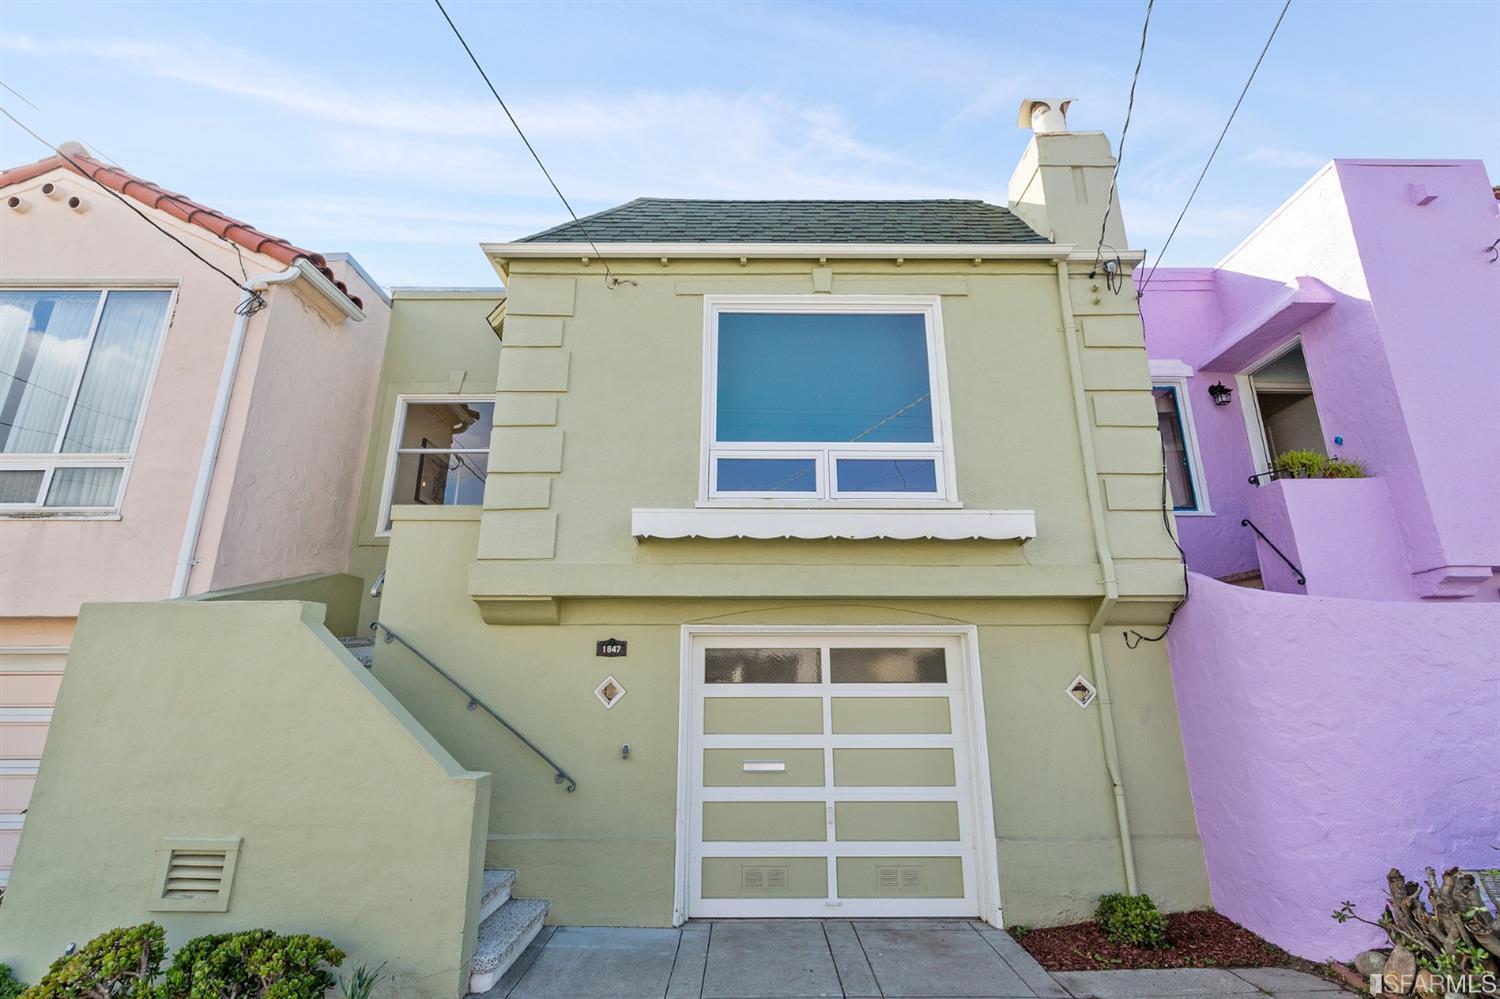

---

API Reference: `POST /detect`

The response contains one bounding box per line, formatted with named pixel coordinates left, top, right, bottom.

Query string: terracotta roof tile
left=0, top=148, right=326, bottom=271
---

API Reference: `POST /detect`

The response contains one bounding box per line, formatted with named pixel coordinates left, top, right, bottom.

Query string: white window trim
left=698, top=295, right=960, bottom=508
left=374, top=393, right=493, bottom=537
left=1151, top=375, right=1212, bottom=516
left=0, top=285, right=176, bottom=516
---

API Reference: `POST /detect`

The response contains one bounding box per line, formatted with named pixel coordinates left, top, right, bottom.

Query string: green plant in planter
left=1321, top=457, right=1369, bottom=479
left=1096, top=893, right=1170, bottom=949
left=1273, top=449, right=1328, bottom=479
left=26, top=922, right=166, bottom=998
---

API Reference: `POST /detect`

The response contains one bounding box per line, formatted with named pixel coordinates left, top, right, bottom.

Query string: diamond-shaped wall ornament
left=1066, top=674, right=1097, bottom=709
left=594, top=675, right=626, bottom=710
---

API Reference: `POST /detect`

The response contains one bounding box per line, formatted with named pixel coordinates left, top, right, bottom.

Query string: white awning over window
left=631, top=508, right=1036, bottom=541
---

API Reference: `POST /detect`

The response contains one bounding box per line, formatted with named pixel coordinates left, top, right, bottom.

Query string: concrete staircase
left=338, top=636, right=375, bottom=668
left=468, top=868, right=548, bottom=995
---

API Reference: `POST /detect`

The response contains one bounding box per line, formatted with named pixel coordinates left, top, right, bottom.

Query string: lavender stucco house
left=1138, top=158, right=1500, bottom=958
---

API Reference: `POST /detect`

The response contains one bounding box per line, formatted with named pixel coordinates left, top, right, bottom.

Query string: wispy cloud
left=1242, top=145, right=1328, bottom=170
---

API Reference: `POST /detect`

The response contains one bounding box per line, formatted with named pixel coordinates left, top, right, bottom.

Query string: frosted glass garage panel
left=705, top=648, right=821, bottom=684
left=715, top=313, right=934, bottom=443
left=830, top=648, right=947, bottom=684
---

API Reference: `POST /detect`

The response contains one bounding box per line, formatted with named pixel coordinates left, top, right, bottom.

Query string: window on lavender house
left=1153, top=385, right=1198, bottom=511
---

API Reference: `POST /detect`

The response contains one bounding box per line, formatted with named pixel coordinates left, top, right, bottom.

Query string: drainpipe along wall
left=169, top=266, right=301, bottom=599
left=1056, top=258, right=1139, bottom=896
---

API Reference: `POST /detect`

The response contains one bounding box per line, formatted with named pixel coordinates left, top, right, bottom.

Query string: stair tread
left=471, top=898, right=548, bottom=974
left=481, top=868, right=518, bottom=906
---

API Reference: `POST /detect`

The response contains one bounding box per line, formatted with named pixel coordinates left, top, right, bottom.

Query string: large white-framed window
left=700, top=295, right=958, bottom=507
left=375, top=394, right=493, bottom=535
left=0, top=287, right=175, bottom=514
left=1151, top=375, right=1211, bottom=515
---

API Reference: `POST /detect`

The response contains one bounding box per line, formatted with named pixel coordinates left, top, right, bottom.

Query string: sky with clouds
left=1, top=0, right=1496, bottom=288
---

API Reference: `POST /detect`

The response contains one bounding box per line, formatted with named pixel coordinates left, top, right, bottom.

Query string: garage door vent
left=741, top=865, right=789, bottom=893
left=148, top=836, right=241, bottom=912
left=877, top=865, right=925, bottom=893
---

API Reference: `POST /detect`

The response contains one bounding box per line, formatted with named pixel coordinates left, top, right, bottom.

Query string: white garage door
left=684, top=631, right=990, bottom=919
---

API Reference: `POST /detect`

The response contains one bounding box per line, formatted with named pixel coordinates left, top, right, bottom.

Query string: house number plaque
left=596, top=638, right=627, bottom=657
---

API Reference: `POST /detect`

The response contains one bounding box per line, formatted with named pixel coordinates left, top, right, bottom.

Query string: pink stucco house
left=0, top=145, right=390, bottom=882
left=1139, top=159, right=1500, bottom=958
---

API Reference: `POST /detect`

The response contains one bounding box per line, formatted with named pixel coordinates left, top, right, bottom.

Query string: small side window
left=1153, top=384, right=1204, bottom=513
left=378, top=398, right=493, bottom=532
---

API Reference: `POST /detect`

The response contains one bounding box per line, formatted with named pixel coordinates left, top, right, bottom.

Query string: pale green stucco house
left=1, top=102, right=1209, bottom=996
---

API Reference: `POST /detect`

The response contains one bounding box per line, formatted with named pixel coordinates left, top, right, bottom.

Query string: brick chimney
left=1006, top=98, right=1130, bottom=251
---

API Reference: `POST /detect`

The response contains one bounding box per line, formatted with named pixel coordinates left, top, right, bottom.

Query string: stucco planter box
left=1246, top=478, right=1413, bottom=600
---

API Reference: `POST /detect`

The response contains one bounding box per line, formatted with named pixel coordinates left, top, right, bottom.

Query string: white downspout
left=169, top=266, right=301, bottom=598
left=1056, top=258, right=1140, bottom=895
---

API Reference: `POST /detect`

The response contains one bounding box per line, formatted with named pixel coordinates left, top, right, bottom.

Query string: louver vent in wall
left=740, top=865, right=789, bottom=893
left=148, top=837, right=241, bottom=912
left=876, top=865, right=925, bottom=893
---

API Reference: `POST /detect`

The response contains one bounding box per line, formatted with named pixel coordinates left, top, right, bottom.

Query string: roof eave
left=289, top=258, right=365, bottom=322
left=485, top=241, right=1076, bottom=262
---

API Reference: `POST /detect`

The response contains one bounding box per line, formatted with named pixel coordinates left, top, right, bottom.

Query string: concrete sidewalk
left=477, top=919, right=1348, bottom=999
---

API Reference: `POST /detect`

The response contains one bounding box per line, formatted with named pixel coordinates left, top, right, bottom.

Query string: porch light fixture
left=1208, top=382, right=1233, bottom=407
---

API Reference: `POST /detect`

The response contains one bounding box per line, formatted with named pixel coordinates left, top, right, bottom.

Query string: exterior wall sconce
left=1209, top=382, right=1233, bottom=407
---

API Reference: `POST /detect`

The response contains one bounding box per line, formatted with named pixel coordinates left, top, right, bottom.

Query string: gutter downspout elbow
left=169, top=266, right=301, bottom=599
left=1057, top=258, right=1139, bottom=896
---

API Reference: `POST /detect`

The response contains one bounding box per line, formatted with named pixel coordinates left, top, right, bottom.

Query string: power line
left=0, top=106, right=266, bottom=316
left=0, top=78, right=124, bottom=168
left=1138, top=0, right=1293, bottom=293
left=0, top=79, right=39, bottom=111
left=1091, top=0, right=1154, bottom=282
left=431, top=0, right=621, bottom=287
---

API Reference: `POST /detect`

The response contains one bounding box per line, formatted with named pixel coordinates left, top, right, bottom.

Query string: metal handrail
left=1240, top=518, right=1306, bottom=586
left=1247, top=469, right=1280, bottom=486
left=369, top=621, right=577, bottom=792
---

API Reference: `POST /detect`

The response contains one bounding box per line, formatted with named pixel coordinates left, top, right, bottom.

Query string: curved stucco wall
left=1167, top=573, right=1500, bottom=958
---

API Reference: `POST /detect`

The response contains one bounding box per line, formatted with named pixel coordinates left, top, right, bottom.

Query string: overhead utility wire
left=0, top=78, right=123, bottom=168
left=0, top=106, right=266, bottom=316
left=1138, top=0, right=1293, bottom=293
left=1090, top=0, right=1153, bottom=291
left=431, top=0, right=621, bottom=287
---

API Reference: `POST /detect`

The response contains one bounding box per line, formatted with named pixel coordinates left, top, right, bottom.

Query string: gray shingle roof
left=519, top=198, right=1049, bottom=244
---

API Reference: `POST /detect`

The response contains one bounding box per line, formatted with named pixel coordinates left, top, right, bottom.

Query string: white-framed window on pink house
left=0, top=287, right=174, bottom=514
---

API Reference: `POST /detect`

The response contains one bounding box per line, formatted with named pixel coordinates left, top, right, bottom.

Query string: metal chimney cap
left=1017, top=98, right=1076, bottom=133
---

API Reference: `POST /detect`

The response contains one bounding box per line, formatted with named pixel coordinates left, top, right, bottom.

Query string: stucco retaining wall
left=1167, top=573, right=1500, bottom=959
left=0, top=600, right=490, bottom=997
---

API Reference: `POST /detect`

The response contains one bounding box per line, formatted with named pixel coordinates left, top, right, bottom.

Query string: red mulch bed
left=1015, top=910, right=1295, bottom=971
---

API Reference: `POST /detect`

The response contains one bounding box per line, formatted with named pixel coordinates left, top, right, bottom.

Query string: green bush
left=157, top=930, right=344, bottom=999
left=1096, top=893, right=1170, bottom=949
left=1321, top=457, right=1368, bottom=479
left=25, top=922, right=166, bottom=998
left=0, top=963, right=27, bottom=999
left=1273, top=449, right=1327, bottom=479
left=24, top=925, right=343, bottom=999
left=1272, top=450, right=1370, bottom=480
